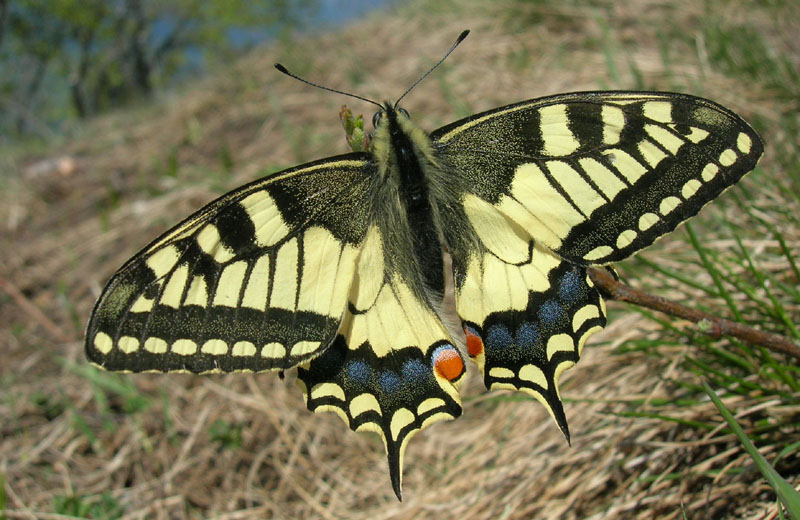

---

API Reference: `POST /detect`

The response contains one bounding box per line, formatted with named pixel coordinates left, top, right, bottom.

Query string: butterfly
left=85, top=30, right=763, bottom=499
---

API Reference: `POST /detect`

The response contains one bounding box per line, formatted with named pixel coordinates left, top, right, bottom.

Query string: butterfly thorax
left=370, top=104, right=446, bottom=304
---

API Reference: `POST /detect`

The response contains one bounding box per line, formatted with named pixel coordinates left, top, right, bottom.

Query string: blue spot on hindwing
left=378, top=370, right=403, bottom=395
left=486, top=324, right=514, bottom=351
left=345, top=360, right=371, bottom=386
left=538, top=300, right=562, bottom=326
left=516, top=322, right=539, bottom=348
left=401, top=358, right=429, bottom=383
left=558, top=269, right=583, bottom=303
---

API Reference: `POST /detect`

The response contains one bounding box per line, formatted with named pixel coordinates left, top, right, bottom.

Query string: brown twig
left=587, top=267, right=800, bottom=361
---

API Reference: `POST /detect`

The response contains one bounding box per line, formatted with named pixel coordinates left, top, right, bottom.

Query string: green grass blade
left=704, top=382, right=800, bottom=519
left=0, top=473, right=6, bottom=520
left=634, top=254, right=718, bottom=296
left=685, top=223, right=744, bottom=321
left=732, top=230, right=800, bottom=339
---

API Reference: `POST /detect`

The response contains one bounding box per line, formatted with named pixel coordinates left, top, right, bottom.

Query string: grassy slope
left=1, top=0, right=798, bottom=518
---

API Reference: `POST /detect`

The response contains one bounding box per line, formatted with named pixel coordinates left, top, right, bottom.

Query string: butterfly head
left=372, top=103, right=410, bottom=129
left=370, top=102, right=435, bottom=176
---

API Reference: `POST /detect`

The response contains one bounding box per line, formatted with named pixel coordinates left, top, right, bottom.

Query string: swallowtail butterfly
left=86, top=30, right=763, bottom=499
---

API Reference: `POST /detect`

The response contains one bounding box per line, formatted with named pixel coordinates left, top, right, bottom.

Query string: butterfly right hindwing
left=86, top=155, right=375, bottom=373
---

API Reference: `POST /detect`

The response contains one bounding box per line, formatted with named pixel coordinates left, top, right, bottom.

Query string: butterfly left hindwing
left=297, top=264, right=466, bottom=498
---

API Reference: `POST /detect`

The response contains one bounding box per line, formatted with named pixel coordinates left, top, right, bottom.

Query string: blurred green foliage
left=209, top=418, right=244, bottom=450
left=0, top=0, right=312, bottom=138
left=52, top=492, right=124, bottom=520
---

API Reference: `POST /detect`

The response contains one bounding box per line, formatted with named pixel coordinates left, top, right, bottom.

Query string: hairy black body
left=384, top=107, right=446, bottom=297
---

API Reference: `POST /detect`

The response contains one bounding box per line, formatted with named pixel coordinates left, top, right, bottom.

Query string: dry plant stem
left=587, top=267, right=800, bottom=361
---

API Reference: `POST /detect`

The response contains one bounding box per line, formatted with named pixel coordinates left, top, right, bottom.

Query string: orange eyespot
left=432, top=345, right=465, bottom=382
left=464, top=326, right=484, bottom=358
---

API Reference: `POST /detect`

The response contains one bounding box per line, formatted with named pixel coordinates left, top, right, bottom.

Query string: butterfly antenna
left=274, top=63, right=383, bottom=109
left=394, top=29, right=470, bottom=108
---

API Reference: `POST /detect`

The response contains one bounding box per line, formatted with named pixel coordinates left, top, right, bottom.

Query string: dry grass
left=2, top=0, right=798, bottom=518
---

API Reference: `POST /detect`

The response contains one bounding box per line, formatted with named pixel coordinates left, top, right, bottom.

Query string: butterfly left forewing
left=86, top=156, right=374, bottom=373
left=432, top=91, right=763, bottom=265
left=297, top=224, right=465, bottom=499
